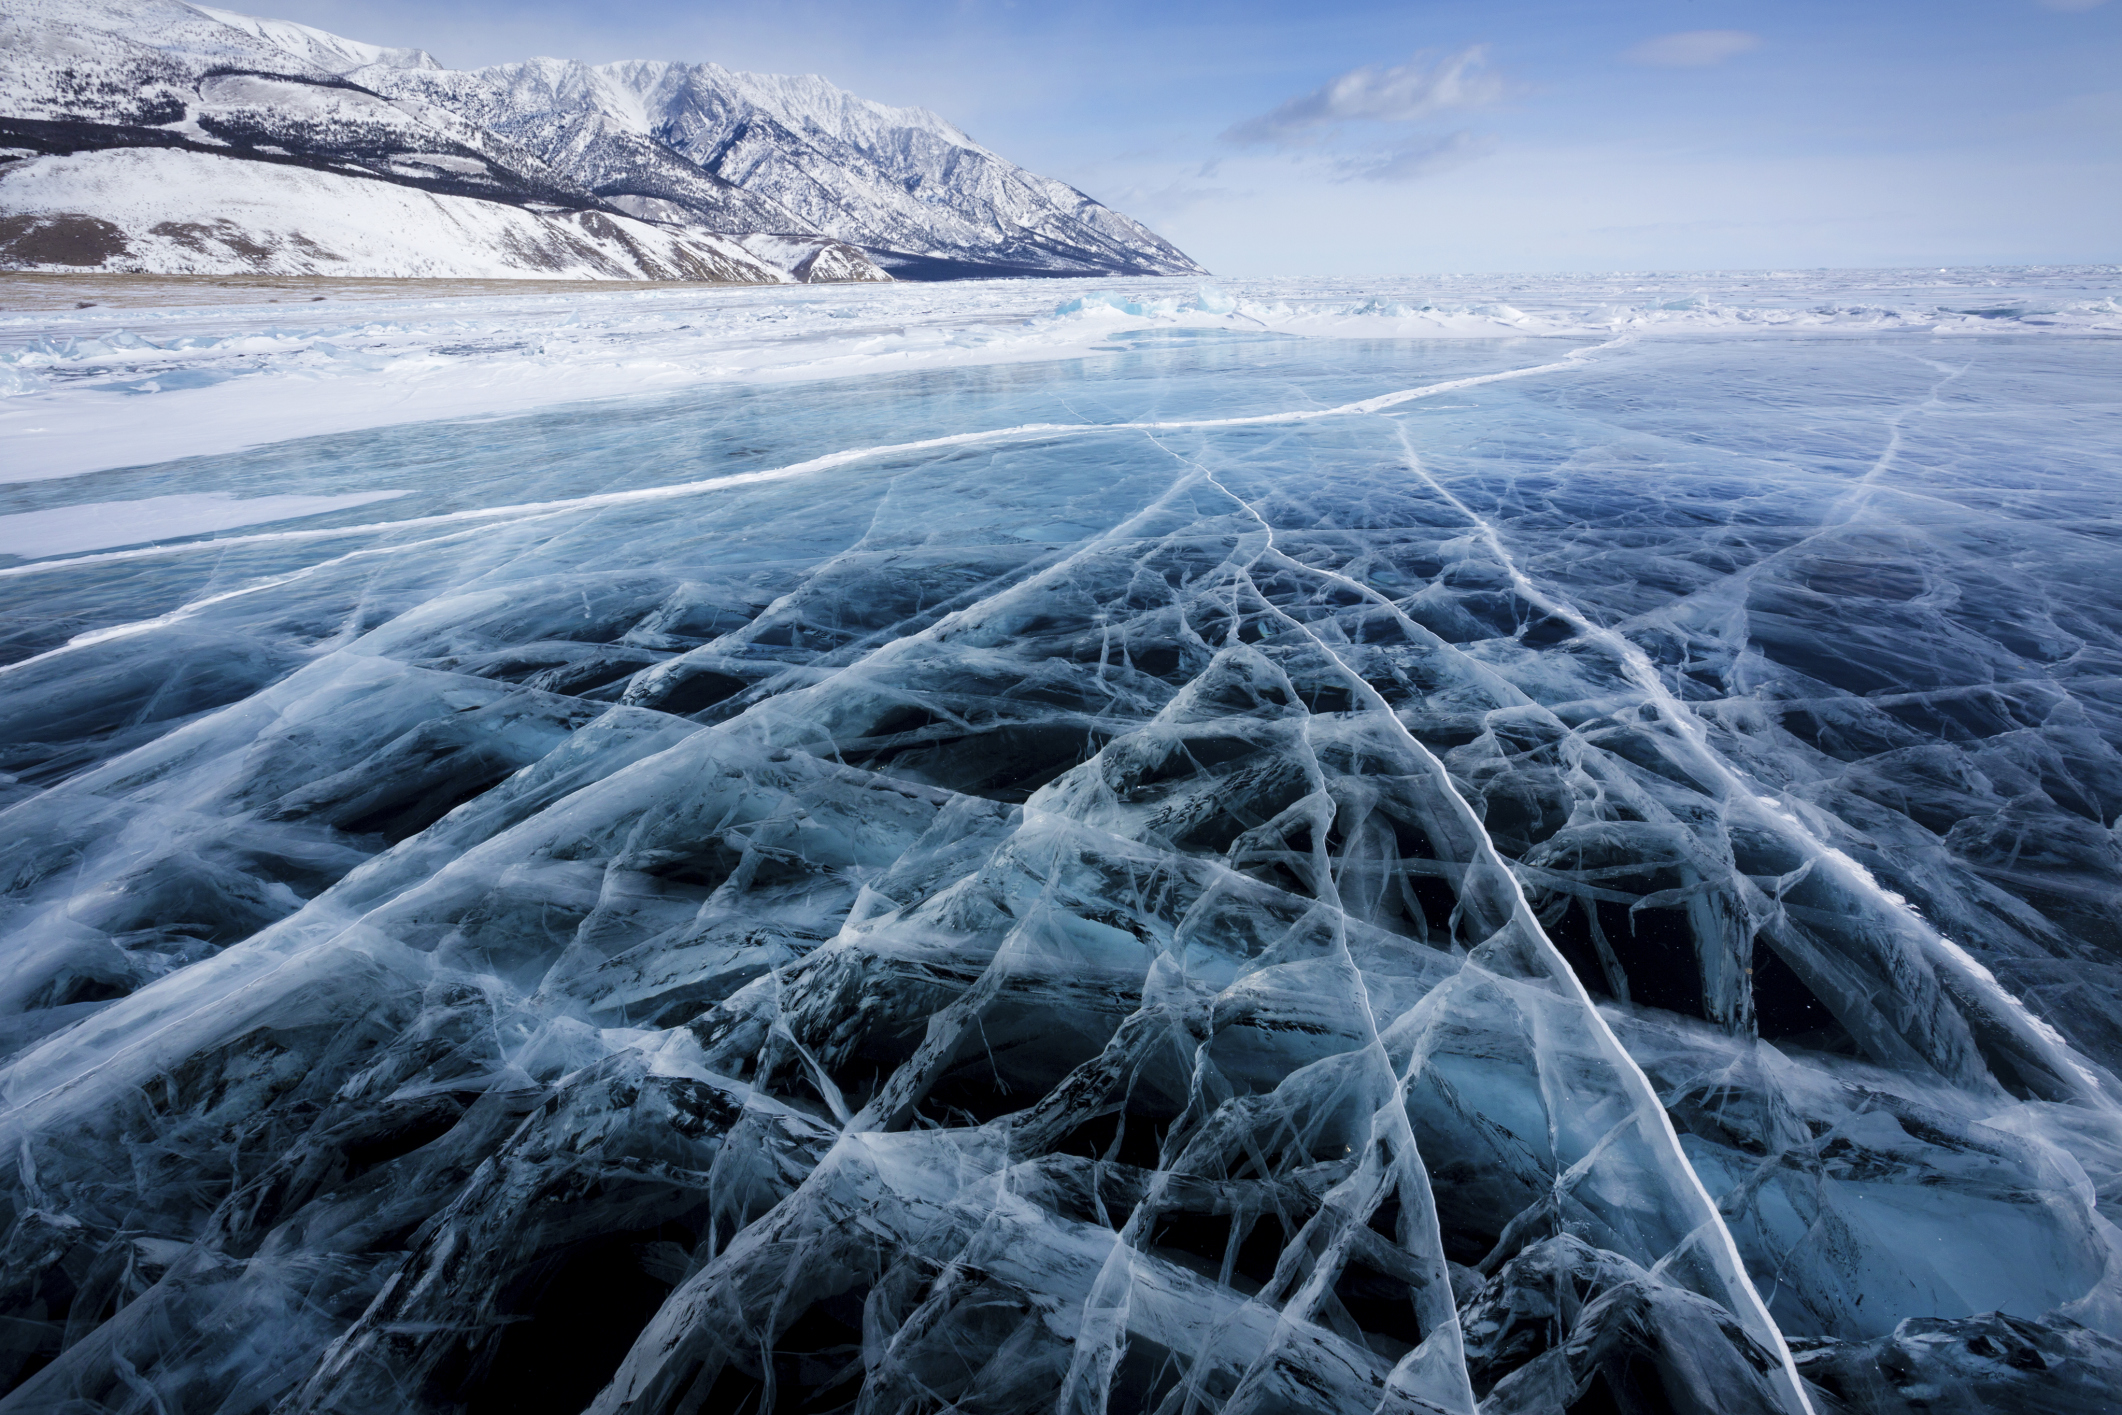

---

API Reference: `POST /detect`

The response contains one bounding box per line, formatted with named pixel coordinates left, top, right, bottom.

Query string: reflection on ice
left=0, top=490, right=411, bottom=558
left=0, top=272, right=2120, bottom=1414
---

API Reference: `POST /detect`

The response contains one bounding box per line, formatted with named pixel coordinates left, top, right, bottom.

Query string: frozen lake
left=0, top=268, right=2119, bottom=1413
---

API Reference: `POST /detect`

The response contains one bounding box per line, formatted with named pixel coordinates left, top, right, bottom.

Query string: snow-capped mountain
left=423, top=58, right=1206, bottom=279
left=0, top=0, right=1204, bottom=282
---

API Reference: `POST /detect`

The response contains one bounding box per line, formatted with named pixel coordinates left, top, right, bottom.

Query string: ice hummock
left=0, top=268, right=2120, bottom=1414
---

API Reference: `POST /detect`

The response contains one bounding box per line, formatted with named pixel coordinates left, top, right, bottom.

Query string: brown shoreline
left=0, top=271, right=763, bottom=313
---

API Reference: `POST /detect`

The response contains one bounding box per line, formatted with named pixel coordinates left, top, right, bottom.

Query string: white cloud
left=1625, top=30, right=1762, bottom=68
left=1221, top=47, right=1501, bottom=148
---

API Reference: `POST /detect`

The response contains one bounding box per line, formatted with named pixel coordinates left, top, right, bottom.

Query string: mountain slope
left=362, top=58, right=813, bottom=241
left=1, top=147, right=783, bottom=281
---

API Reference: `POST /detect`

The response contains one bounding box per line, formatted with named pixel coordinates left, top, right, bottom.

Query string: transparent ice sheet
left=1, top=303, right=2120, bottom=1414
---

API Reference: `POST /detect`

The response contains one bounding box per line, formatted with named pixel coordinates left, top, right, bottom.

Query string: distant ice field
left=0, top=264, right=2116, bottom=483
left=0, top=268, right=2119, bottom=1412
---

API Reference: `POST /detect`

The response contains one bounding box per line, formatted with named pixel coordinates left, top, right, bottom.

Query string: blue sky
left=257, top=0, right=2119, bottom=275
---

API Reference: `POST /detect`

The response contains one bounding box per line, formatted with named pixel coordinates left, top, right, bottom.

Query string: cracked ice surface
left=1, top=270, right=2121, bottom=1415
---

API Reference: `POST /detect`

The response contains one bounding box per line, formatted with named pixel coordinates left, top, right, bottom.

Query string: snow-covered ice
left=0, top=265, right=2119, bottom=1414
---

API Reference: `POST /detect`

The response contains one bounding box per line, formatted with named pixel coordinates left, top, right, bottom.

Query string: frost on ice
left=0, top=274, right=2121, bottom=1414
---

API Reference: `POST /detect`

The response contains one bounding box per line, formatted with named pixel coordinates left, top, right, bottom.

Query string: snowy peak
left=185, top=4, right=442, bottom=75
left=477, top=56, right=652, bottom=131
left=688, top=64, right=985, bottom=156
